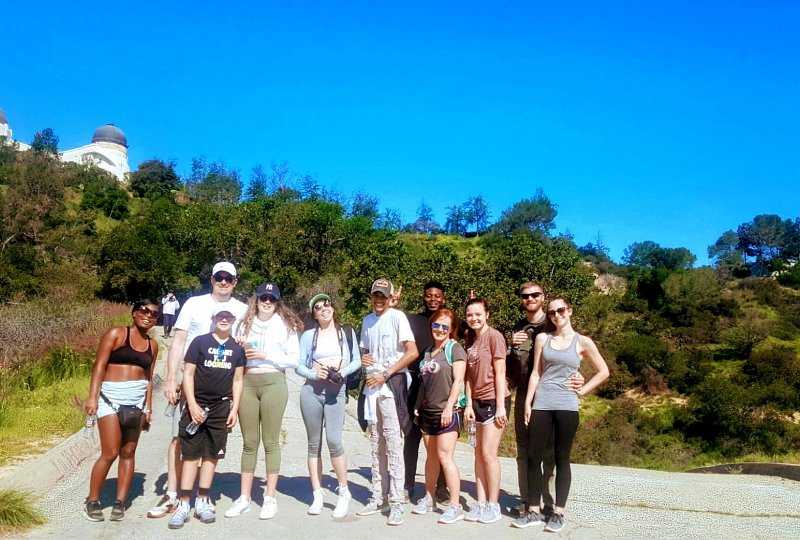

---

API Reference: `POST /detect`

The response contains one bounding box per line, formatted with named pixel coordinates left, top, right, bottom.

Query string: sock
left=179, top=489, right=192, bottom=500
left=167, top=490, right=178, bottom=501
left=198, top=487, right=210, bottom=498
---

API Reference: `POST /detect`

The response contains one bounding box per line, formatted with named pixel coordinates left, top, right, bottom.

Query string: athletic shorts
left=418, top=408, right=461, bottom=436
left=179, top=399, right=231, bottom=461
left=474, top=396, right=512, bottom=425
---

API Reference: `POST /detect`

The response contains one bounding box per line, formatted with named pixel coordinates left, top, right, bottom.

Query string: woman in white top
left=225, top=282, right=303, bottom=520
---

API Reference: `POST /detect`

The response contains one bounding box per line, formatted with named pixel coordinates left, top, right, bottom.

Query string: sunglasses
left=431, top=322, right=450, bottom=332
left=547, top=306, right=569, bottom=318
left=258, top=294, right=277, bottom=303
left=214, top=313, right=236, bottom=322
left=136, top=307, right=159, bottom=318
left=520, top=292, right=544, bottom=300
left=313, top=300, right=332, bottom=311
left=213, top=272, right=236, bottom=284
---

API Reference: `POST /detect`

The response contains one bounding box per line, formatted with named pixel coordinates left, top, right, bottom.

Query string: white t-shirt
left=174, top=294, right=248, bottom=355
left=161, top=297, right=180, bottom=315
left=360, top=308, right=415, bottom=373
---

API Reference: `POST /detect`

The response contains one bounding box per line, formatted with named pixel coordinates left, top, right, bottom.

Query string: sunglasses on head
left=136, top=307, right=159, bottom=318
left=258, top=294, right=277, bottom=303
left=431, top=322, right=450, bottom=332
left=520, top=292, right=544, bottom=300
left=313, top=300, right=332, bottom=311
left=547, top=306, right=569, bottom=318
left=213, top=272, right=235, bottom=284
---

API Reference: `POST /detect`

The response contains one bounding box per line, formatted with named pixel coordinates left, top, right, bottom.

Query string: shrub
left=0, top=489, right=45, bottom=532
left=613, top=333, right=670, bottom=378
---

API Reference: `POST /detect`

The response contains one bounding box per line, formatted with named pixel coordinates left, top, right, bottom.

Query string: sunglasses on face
left=213, top=272, right=235, bottom=284
left=547, top=306, right=569, bottom=318
left=313, top=300, right=332, bottom=311
left=431, top=322, right=450, bottom=332
left=520, top=292, right=544, bottom=300
left=258, top=294, right=277, bottom=303
left=214, top=314, right=236, bottom=322
left=136, top=307, right=159, bottom=318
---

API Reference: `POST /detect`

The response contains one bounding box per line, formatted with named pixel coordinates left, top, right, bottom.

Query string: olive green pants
left=238, top=372, right=288, bottom=473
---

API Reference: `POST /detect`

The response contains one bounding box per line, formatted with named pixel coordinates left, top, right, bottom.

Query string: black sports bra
left=107, top=327, right=154, bottom=371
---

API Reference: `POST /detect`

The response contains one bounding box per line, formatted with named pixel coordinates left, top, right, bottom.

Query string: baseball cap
left=255, top=282, right=282, bottom=300
left=370, top=278, right=393, bottom=297
left=211, top=305, right=236, bottom=319
left=308, top=293, right=332, bottom=311
left=212, top=261, right=237, bottom=277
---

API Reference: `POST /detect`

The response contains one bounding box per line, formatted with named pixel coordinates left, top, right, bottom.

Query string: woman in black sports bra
left=82, top=299, right=160, bottom=522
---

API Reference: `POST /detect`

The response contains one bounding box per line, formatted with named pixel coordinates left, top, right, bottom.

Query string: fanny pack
left=100, top=392, right=143, bottom=429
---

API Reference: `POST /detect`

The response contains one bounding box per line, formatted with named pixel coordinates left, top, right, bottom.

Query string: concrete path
left=9, top=334, right=800, bottom=539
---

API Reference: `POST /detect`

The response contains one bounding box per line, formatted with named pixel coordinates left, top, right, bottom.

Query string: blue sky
left=2, top=1, right=798, bottom=264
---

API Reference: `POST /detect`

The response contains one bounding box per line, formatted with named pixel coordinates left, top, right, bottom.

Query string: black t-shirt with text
left=184, top=333, right=246, bottom=405
left=507, top=317, right=548, bottom=389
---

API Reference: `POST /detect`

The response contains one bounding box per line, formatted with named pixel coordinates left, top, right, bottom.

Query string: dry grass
left=0, top=489, right=45, bottom=533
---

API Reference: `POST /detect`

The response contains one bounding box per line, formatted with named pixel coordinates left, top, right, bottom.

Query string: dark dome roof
left=91, top=124, right=127, bottom=147
left=0, top=109, right=7, bottom=125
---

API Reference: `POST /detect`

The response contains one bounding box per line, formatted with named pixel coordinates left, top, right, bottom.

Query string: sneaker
left=544, top=513, right=565, bottom=533
left=332, top=486, right=351, bottom=519
left=168, top=501, right=191, bottom=529
left=478, top=502, right=501, bottom=524
left=542, top=505, right=555, bottom=519
left=356, top=498, right=386, bottom=516
left=260, top=495, right=277, bottom=519
left=387, top=503, right=404, bottom=526
left=438, top=504, right=464, bottom=524
left=411, top=493, right=433, bottom=515
left=511, top=510, right=545, bottom=529
left=83, top=499, right=104, bottom=522
left=464, top=502, right=484, bottom=522
left=109, top=500, right=125, bottom=521
left=148, top=494, right=177, bottom=518
left=195, top=497, right=216, bottom=524
left=308, top=489, right=324, bottom=515
left=224, top=496, right=251, bottom=518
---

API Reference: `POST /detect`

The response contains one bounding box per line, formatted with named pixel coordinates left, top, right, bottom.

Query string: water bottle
left=185, top=407, right=209, bottom=435
left=84, top=415, right=97, bottom=438
left=467, top=420, right=477, bottom=448
left=164, top=401, right=177, bottom=417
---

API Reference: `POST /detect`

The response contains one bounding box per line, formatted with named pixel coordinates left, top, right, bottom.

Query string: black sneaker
left=545, top=513, right=565, bottom=533
left=511, top=510, right=545, bottom=528
left=84, top=500, right=104, bottom=522
left=110, top=500, right=125, bottom=521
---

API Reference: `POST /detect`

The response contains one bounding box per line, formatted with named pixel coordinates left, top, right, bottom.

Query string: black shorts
left=474, top=396, right=511, bottom=425
left=179, top=399, right=231, bottom=461
left=418, top=408, right=462, bottom=436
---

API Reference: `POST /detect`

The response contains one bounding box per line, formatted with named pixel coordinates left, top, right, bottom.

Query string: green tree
left=407, top=201, right=439, bottom=234
left=245, top=165, right=268, bottom=200
left=76, top=166, right=130, bottom=220
left=444, top=204, right=467, bottom=235
left=350, top=192, right=379, bottom=220
left=30, top=128, right=59, bottom=155
left=129, top=159, right=181, bottom=199
left=493, top=189, right=557, bottom=236
left=376, top=208, right=402, bottom=230
left=186, top=158, right=242, bottom=205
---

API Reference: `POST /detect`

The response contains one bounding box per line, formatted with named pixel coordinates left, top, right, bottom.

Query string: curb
left=0, top=427, right=99, bottom=495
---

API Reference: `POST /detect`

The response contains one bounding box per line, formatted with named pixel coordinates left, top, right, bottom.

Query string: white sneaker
left=224, top=496, right=251, bottom=518
left=260, top=495, right=277, bottom=519
left=332, top=486, right=351, bottom=519
left=308, top=489, right=324, bottom=515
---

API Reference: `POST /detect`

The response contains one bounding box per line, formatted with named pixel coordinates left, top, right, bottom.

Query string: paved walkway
left=10, top=333, right=800, bottom=539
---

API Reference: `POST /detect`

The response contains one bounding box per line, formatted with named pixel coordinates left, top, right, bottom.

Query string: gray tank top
left=532, top=333, right=581, bottom=411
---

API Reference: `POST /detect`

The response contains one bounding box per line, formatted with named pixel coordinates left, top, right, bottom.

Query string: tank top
left=532, top=333, right=581, bottom=411
left=107, top=327, right=154, bottom=371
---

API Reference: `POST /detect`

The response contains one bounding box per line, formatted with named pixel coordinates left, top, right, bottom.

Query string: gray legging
left=299, top=381, right=346, bottom=458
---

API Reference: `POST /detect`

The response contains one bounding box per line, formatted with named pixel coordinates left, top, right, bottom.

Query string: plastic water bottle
left=185, top=407, right=209, bottom=435
left=84, top=415, right=97, bottom=438
left=164, top=401, right=177, bottom=417
left=467, top=420, right=477, bottom=448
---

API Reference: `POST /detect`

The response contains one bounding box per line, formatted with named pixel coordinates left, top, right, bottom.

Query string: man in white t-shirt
left=356, top=278, right=418, bottom=526
left=147, top=261, right=247, bottom=519
left=160, top=292, right=180, bottom=337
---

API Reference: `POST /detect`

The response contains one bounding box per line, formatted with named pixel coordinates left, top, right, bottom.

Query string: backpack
left=341, top=324, right=362, bottom=391
left=442, top=340, right=468, bottom=409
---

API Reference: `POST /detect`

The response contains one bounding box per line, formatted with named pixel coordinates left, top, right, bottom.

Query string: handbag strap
left=99, top=391, right=118, bottom=411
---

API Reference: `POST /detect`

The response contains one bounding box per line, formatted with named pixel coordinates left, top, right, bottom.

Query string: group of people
left=82, top=261, right=609, bottom=533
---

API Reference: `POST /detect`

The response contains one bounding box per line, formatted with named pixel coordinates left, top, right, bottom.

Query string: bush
left=613, top=333, right=670, bottom=379
left=720, top=311, right=770, bottom=358
left=743, top=342, right=800, bottom=408
left=0, top=489, right=45, bottom=532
